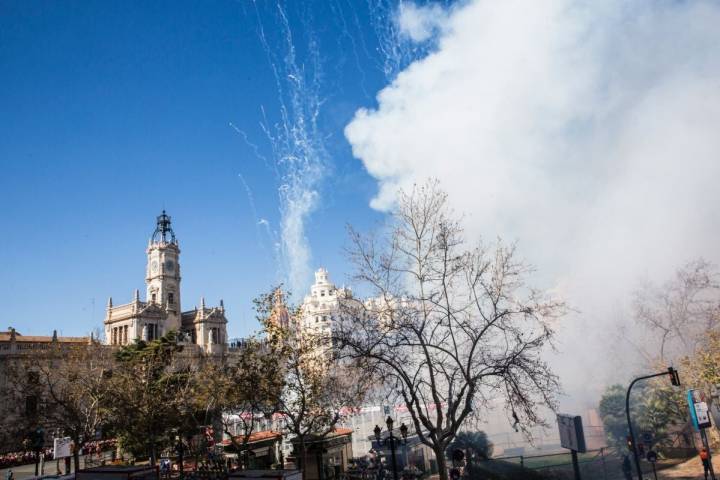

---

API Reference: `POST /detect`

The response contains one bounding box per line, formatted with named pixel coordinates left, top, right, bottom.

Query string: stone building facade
left=104, top=211, right=228, bottom=355
left=0, top=328, right=93, bottom=452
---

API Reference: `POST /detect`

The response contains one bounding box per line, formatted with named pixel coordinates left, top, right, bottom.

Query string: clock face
left=165, top=260, right=175, bottom=273
left=151, top=261, right=159, bottom=273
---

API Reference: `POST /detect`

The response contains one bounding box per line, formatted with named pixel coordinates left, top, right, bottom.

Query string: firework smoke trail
left=228, top=121, right=282, bottom=273
left=251, top=1, right=328, bottom=297
left=329, top=0, right=371, bottom=98
left=366, top=0, right=453, bottom=80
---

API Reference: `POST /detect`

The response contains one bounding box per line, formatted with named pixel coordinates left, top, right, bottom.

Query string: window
left=322, top=316, right=327, bottom=322
left=28, top=372, right=39, bottom=385
left=168, top=292, right=174, bottom=304
left=321, top=290, right=326, bottom=297
left=315, top=316, right=319, bottom=323
left=145, top=324, right=157, bottom=341
left=151, top=293, right=157, bottom=303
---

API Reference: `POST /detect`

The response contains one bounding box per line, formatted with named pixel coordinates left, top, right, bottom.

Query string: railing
left=474, top=448, right=690, bottom=480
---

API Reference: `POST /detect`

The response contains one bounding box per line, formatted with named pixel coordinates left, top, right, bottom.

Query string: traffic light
left=668, top=367, right=681, bottom=386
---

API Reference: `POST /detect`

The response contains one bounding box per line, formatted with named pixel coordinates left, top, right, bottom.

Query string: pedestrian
left=621, top=455, right=632, bottom=480
left=700, top=448, right=711, bottom=480
left=5, top=468, right=13, bottom=480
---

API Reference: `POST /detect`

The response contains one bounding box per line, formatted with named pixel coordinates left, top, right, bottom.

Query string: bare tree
left=39, top=341, right=111, bottom=472
left=335, top=180, right=565, bottom=480
left=4, top=340, right=111, bottom=472
left=633, top=258, right=720, bottom=363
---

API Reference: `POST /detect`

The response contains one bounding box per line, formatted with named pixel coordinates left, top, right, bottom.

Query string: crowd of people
left=0, top=439, right=117, bottom=469
left=0, top=448, right=52, bottom=469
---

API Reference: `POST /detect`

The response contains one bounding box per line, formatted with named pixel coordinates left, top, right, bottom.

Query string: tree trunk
left=73, top=448, right=80, bottom=474
left=434, top=446, right=448, bottom=480
left=150, top=441, right=157, bottom=467
left=300, top=438, right=307, bottom=480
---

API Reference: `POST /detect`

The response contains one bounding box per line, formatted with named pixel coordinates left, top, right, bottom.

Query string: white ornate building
left=103, top=211, right=227, bottom=355
left=300, top=268, right=353, bottom=337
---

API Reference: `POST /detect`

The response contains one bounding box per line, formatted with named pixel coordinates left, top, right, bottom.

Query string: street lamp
left=374, top=417, right=409, bottom=480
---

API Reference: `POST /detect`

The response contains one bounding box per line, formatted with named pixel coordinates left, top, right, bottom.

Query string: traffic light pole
left=625, top=368, right=680, bottom=480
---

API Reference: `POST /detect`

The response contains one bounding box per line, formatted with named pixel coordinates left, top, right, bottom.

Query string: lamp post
left=374, top=417, right=409, bottom=480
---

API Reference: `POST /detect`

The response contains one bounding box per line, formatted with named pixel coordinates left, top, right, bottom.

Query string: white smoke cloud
left=397, top=2, right=448, bottom=42
left=346, top=0, right=720, bottom=406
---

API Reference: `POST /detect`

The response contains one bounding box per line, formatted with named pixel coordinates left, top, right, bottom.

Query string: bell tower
left=146, top=210, right=181, bottom=332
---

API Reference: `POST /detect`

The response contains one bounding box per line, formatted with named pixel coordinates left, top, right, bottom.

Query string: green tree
left=599, top=380, right=689, bottom=454
left=599, top=384, right=633, bottom=452
left=446, top=431, right=493, bottom=461
left=636, top=379, right=689, bottom=448
left=103, top=331, right=194, bottom=465
left=195, top=338, right=284, bottom=469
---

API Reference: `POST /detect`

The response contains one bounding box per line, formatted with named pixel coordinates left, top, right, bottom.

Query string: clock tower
left=146, top=210, right=181, bottom=332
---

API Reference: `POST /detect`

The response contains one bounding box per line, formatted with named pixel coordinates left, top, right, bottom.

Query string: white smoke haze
left=346, top=0, right=720, bottom=408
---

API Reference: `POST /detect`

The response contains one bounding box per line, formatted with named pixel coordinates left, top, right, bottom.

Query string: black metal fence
left=473, top=449, right=623, bottom=479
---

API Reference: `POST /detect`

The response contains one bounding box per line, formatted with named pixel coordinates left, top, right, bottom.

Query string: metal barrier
left=475, top=449, right=624, bottom=480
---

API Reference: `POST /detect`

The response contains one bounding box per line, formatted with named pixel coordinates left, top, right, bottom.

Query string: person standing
left=701, top=448, right=711, bottom=480
left=5, top=469, right=14, bottom=480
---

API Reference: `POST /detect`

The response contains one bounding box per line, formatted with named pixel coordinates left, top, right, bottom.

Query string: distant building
left=0, top=211, right=236, bottom=452
left=300, top=268, right=353, bottom=338
left=103, top=211, right=228, bottom=355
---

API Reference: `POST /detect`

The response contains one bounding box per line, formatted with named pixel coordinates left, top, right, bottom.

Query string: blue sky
left=0, top=1, right=410, bottom=338
left=3, top=0, right=720, bottom=404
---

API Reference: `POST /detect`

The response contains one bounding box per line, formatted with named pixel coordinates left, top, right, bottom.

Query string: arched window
left=168, top=292, right=174, bottom=304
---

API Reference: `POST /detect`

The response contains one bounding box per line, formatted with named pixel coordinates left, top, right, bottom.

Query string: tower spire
left=151, top=210, right=177, bottom=244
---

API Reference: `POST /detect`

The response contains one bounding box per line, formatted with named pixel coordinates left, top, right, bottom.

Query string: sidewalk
left=658, top=455, right=720, bottom=480
left=0, top=452, right=111, bottom=480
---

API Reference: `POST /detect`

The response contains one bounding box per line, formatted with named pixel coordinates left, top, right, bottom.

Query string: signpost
left=54, top=437, right=72, bottom=460
left=557, top=414, right=586, bottom=480
left=688, top=389, right=717, bottom=480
